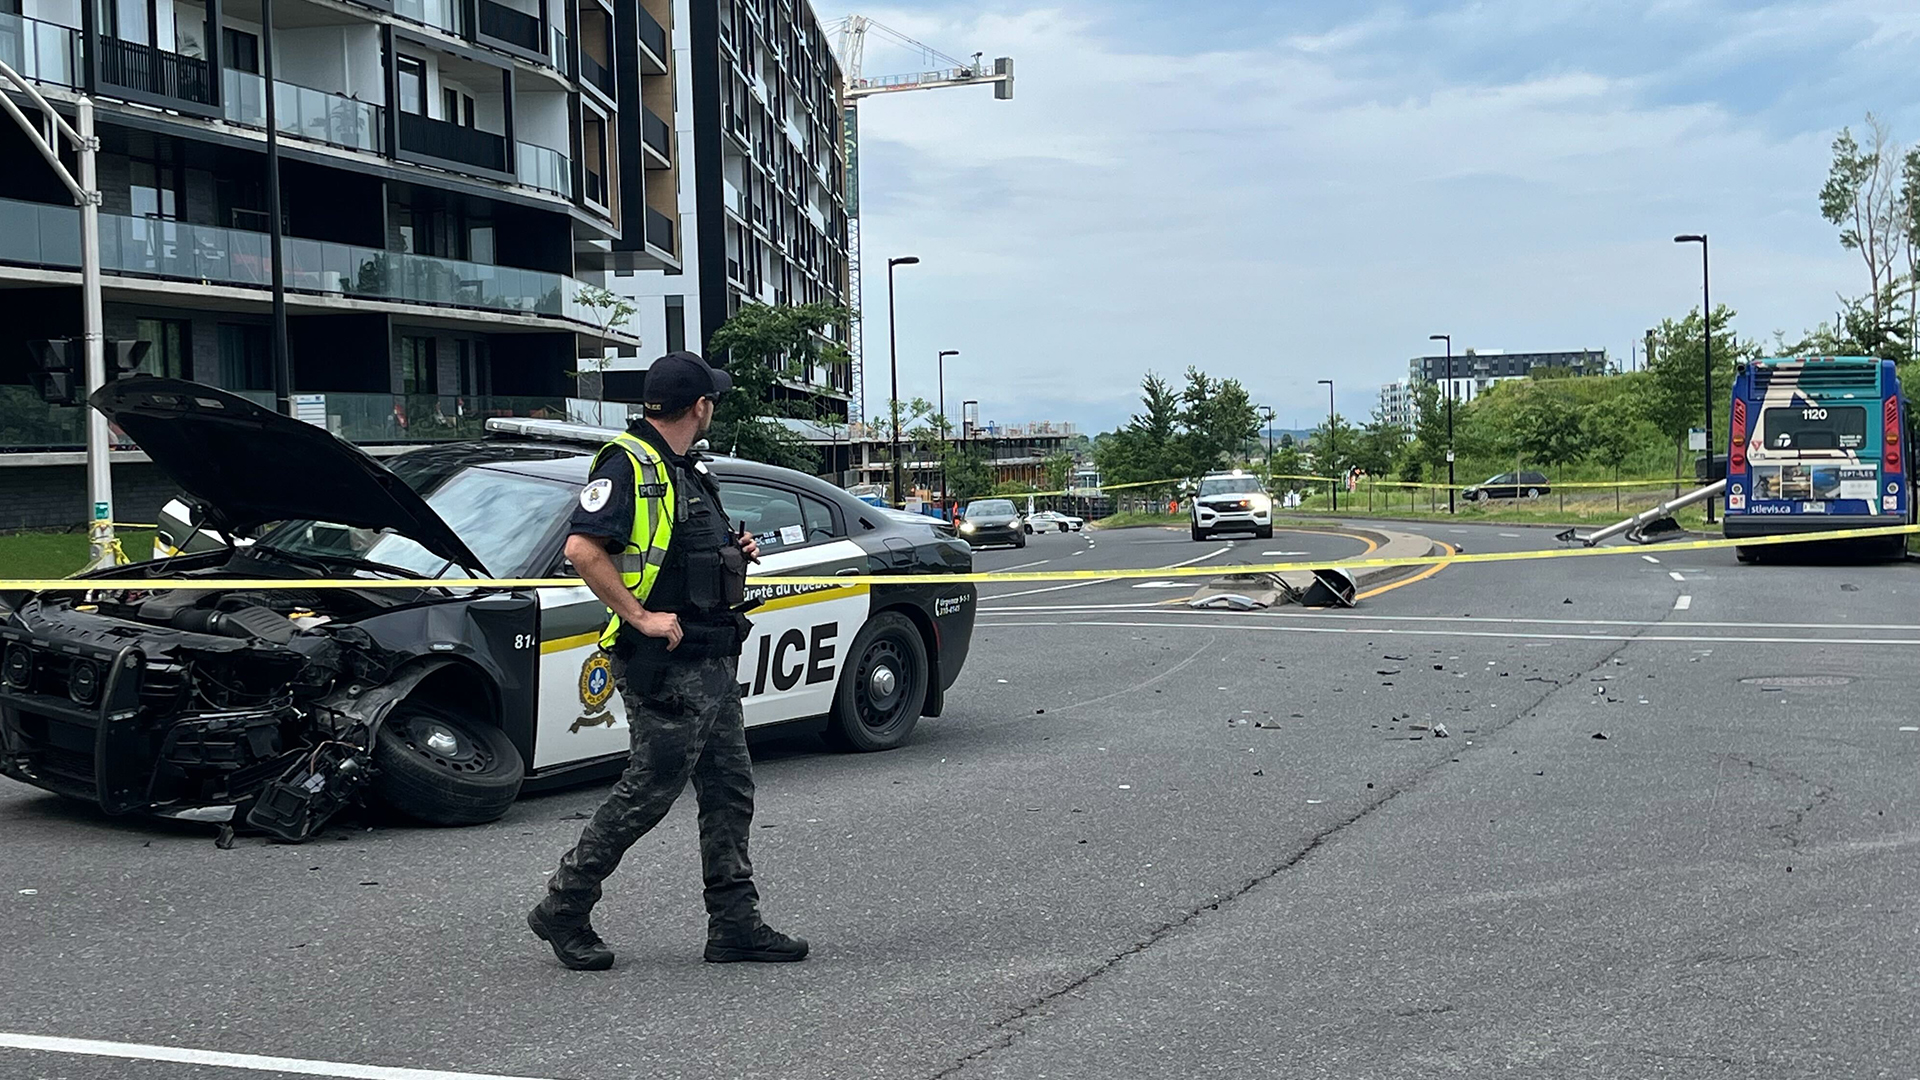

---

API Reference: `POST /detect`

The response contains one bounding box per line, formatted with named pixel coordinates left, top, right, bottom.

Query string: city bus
left=1723, top=355, right=1912, bottom=560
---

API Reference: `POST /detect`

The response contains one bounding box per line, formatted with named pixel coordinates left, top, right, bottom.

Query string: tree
left=705, top=301, right=852, bottom=471
left=1582, top=395, right=1640, bottom=498
left=571, top=285, right=635, bottom=401
left=1172, top=367, right=1259, bottom=475
left=1351, top=405, right=1407, bottom=477
left=1406, top=380, right=1448, bottom=482
left=1306, top=414, right=1356, bottom=477
left=1513, top=392, right=1586, bottom=475
left=1043, top=451, right=1074, bottom=493
left=1094, top=373, right=1182, bottom=486
left=1821, top=115, right=1910, bottom=333
left=946, top=443, right=994, bottom=502
left=1641, top=304, right=1752, bottom=477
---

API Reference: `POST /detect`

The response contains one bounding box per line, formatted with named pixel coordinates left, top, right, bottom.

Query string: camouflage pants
left=542, top=653, right=760, bottom=935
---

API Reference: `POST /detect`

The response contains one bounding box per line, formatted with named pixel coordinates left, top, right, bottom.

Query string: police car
left=0, top=379, right=977, bottom=841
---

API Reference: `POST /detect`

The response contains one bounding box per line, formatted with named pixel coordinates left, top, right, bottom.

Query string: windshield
left=967, top=500, right=1017, bottom=516
left=1198, top=477, right=1263, bottom=496
left=261, top=467, right=575, bottom=577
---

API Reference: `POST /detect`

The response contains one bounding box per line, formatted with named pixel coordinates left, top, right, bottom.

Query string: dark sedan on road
left=957, top=499, right=1025, bottom=549
left=0, top=379, right=978, bottom=843
left=1462, top=470, right=1551, bottom=502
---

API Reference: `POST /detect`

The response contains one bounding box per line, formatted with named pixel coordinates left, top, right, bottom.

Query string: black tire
left=1525, top=487, right=1541, bottom=500
left=826, top=612, right=928, bottom=752
left=1024, top=523, right=1034, bottom=534
left=1255, top=525, right=1274, bottom=540
left=1014, top=532, right=1027, bottom=548
left=1734, top=545, right=1759, bottom=564
left=1191, top=523, right=1207, bottom=541
left=372, top=701, right=524, bottom=826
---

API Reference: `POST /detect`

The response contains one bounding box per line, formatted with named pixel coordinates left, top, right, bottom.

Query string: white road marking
left=1498, top=532, right=1521, bottom=538
left=1262, top=551, right=1310, bottom=556
left=994, top=558, right=1053, bottom=572
left=1130, top=581, right=1190, bottom=589
left=972, top=618, right=1920, bottom=648
left=1668, top=571, right=1686, bottom=581
left=1642, top=555, right=1660, bottom=563
left=0, top=1033, right=558, bottom=1080
left=987, top=607, right=1920, bottom=633
left=983, top=545, right=1232, bottom=601
left=1673, top=595, right=1692, bottom=610
left=1900, top=726, right=1918, bottom=732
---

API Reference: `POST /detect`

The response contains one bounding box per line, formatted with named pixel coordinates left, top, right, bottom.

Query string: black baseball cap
left=642, top=351, right=733, bottom=415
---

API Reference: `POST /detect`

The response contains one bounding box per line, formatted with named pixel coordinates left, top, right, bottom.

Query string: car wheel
left=826, top=612, right=928, bottom=752
left=1056, top=524, right=1068, bottom=533
left=1735, top=545, right=1759, bottom=564
left=1191, top=523, right=1207, bottom=541
left=1256, top=525, right=1273, bottom=540
left=372, top=701, right=524, bottom=826
left=1024, top=523, right=1034, bottom=534
left=1525, top=487, right=1540, bottom=499
left=1013, top=531, right=1027, bottom=548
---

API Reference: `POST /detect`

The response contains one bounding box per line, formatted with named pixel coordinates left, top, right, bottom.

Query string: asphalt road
left=2, top=522, right=1917, bottom=1079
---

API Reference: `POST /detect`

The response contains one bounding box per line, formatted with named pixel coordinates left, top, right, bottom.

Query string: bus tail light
left=1884, top=397, right=1903, bottom=478
left=1729, top=398, right=1747, bottom=474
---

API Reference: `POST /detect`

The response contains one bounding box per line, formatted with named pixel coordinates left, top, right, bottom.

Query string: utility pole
left=1675, top=234, right=1714, bottom=523
left=0, top=64, right=115, bottom=567
left=938, top=348, right=958, bottom=514
left=1258, top=405, right=1275, bottom=490
left=263, top=0, right=293, bottom=413
left=886, top=255, right=919, bottom=507
left=1318, top=379, right=1336, bottom=513
left=1430, top=333, right=1453, bottom=513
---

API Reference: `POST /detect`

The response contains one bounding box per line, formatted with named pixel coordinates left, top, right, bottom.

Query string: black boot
left=528, top=905, right=615, bottom=971
left=705, top=923, right=809, bottom=963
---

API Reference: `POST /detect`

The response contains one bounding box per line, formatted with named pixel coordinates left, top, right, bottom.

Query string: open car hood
left=90, top=378, right=488, bottom=575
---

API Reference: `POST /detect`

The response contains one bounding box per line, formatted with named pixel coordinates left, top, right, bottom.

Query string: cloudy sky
left=830, top=0, right=1920, bottom=434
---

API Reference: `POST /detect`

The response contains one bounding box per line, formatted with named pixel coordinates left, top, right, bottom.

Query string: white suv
left=1191, top=472, right=1273, bottom=540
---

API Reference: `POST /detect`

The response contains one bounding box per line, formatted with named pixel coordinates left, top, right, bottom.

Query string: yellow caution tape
left=1, top=523, right=1911, bottom=592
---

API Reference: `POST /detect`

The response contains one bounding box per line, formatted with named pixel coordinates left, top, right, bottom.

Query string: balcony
left=398, top=111, right=507, bottom=176
left=393, top=0, right=462, bottom=36
left=644, top=206, right=673, bottom=253
left=0, top=196, right=603, bottom=325
left=296, top=393, right=569, bottom=444
left=548, top=25, right=568, bottom=72
left=641, top=106, right=670, bottom=164
left=222, top=72, right=384, bottom=154
left=476, top=0, right=541, bottom=55
left=515, top=141, right=571, bottom=198
left=96, top=35, right=214, bottom=109
left=578, top=50, right=613, bottom=98
left=0, top=12, right=80, bottom=89
left=636, top=5, right=667, bottom=72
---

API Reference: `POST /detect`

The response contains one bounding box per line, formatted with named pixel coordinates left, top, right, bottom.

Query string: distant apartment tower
left=610, top=0, right=852, bottom=421
left=0, top=0, right=679, bottom=526
left=1378, top=379, right=1413, bottom=428
left=1408, top=348, right=1609, bottom=404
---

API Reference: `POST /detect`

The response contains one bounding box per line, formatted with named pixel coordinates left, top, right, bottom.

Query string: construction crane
left=829, top=16, right=1013, bottom=426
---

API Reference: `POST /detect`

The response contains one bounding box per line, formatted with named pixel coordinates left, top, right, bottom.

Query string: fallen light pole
left=1557, top=480, right=1726, bottom=547
left=0, top=62, right=115, bottom=568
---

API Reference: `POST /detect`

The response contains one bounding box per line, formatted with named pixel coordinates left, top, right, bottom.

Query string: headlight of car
left=959, top=521, right=976, bottom=532
left=1249, top=494, right=1271, bottom=512
left=2, top=644, right=32, bottom=689
left=67, top=659, right=100, bottom=705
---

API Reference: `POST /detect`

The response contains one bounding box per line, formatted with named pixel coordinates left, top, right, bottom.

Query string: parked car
left=1190, top=472, right=1273, bottom=540
left=956, top=499, right=1025, bottom=548
left=0, top=379, right=978, bottom=842
left=1462, top=470, right=1551, bottom=501
left=1023, top=510, right=1084, bottom=533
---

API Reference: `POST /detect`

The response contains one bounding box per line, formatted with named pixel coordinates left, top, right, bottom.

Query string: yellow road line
left=1357, top=542, right=1456, bottom=600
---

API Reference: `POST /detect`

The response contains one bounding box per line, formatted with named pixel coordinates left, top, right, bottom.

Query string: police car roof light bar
left=484, top=417, right=623, bottom=445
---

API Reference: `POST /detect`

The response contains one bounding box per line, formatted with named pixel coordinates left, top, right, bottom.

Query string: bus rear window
left=1761, top=406, right=1867, bottom=451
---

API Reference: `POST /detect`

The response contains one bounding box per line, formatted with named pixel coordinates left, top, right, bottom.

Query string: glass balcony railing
left=579, top=50, right=613, bottom=97
left=296, top=393, right=570, bottom=444
left=637, top=5, right=667, bottom=64
left=548, top=25, right=569, bottom=72
left=642, top=106, right=671, bottom=160
left=0, top=197, right=604, bottom=325
left=393, top=0, right=462, bottom=35
left=644, top=206, right=673, bottom=253
left=0, top=12, right=80, bottom=88
left=516, top=142, right=571, bottom=198
left=222, top=71, right=384, bottom=154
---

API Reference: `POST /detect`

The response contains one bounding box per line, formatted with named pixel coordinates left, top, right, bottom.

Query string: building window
left=400, top=335, right=435, bottom=395
left=129, top=158, right=181, bottom=221
left=222, top=27, right=258, bottom=73
left=455, top=339, right=490, bottom=396
left=216, top=323, right=269, bottom=390
left=396, top=56, right=427, bottom=116
left=136, top=318, right=190, bottom=380
left=665, top=296, right=685, bottom=353
left=441, top=87, right=474, bottom=127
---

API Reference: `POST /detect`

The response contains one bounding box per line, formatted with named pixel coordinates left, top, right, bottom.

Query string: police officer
left=528, top=351, right=807, bottom=971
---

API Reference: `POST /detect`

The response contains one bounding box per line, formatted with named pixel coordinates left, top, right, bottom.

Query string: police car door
left=717, top=477, right=870, bottom=728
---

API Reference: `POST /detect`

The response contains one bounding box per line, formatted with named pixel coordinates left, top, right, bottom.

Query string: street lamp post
left=1674, top=234, right=1714, bottom=524
left=1318, top=379, right=1336, bottom=512
left=1258, top=405, right=1275, bottom=491
left=937, top=348, right=959, bottom=516
left=1430, top=333, right=1453, bottom=513
left=886, top=255, right=920, bottom=506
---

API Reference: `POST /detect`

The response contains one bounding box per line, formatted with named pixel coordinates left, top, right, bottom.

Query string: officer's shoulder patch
left=636, top=482, right=669, bottom=498
left=579, top=478, right=614, bottom=512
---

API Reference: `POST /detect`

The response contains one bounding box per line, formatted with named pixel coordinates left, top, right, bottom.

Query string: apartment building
left=1377, top=379, right=1412, bottom=429
left=1408, top=348, right=1610, bottom=405
left=0, top=0, right=680, bottom=523
left=608, top=0, right=852, bottom=422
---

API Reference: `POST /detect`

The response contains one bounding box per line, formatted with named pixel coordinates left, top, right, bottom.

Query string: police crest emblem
left=578, top=651, right=615, bottom=711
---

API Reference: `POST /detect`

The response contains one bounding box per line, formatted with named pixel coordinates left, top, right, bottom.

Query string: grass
left=0, top=528, right=157, bottom=580
left=1090, top=511, right=1186, bottom=529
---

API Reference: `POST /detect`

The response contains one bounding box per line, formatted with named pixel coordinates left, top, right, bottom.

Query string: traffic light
left=106, top=339, right=151, bottom=381
left=27, top=338, right=80, bottom=406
